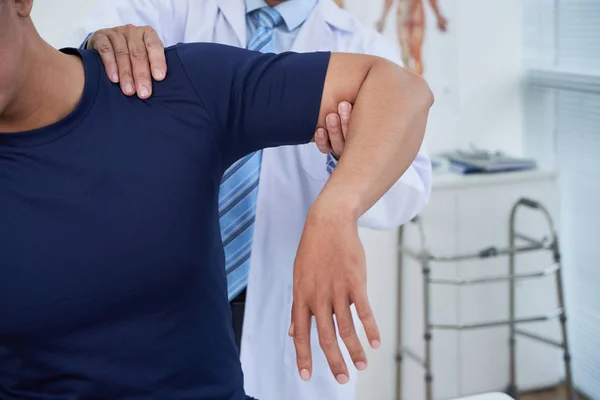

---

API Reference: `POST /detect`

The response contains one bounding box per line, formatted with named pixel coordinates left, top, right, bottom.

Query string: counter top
left=453, top=393, right=513, bottom=400
left=432, top=168, right=557, bottom=191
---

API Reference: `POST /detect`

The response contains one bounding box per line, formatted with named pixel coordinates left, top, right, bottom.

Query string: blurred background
left=34, top=0, right=599, bottom=399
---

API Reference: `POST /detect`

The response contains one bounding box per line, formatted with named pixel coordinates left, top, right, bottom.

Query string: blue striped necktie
left=220, top=6, right=283, bottom=301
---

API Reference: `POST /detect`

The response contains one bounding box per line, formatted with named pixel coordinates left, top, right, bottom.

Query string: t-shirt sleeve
left=175, top=42, right=330, bottom=168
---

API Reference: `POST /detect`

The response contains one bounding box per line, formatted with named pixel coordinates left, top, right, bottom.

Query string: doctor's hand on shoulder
left=87, top=24, right=351, bottom=156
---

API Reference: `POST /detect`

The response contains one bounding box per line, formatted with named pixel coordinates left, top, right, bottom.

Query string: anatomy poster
left=334, top=0, right=448, bottom=76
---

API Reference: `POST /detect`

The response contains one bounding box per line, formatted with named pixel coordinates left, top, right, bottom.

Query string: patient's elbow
left=369, top=57, right=434, bottom=110
left=380, top=58, right=433, bottom=107
left=405, top=69, right=434, bottom=110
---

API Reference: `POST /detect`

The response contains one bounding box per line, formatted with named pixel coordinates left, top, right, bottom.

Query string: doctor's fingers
left=334, top=297, right=367, bottom=372
left=314, top=127, right=333, bottom=154
left=314, top=302, right=350, bottom=384
left=326, top=113, right=345, bottom=157
left=292, top=303, right=313, bottom=382
left=142, top=27, right=167, bottom=82
left=92, top=25, right=163, bottom=99
left=124, top=25, right=158, bottom=99
left=88, top=29, right=121, bottom=85
left=338, top=101, right=352, bottom=139
left=93, top=28, right=136, bottom=96
left=288, top=302, right=295, bottom=337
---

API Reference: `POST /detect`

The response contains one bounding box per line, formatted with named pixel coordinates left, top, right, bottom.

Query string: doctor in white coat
left=70, top=1, right=432, bottom=399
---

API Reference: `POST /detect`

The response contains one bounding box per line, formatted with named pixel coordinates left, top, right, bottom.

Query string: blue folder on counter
left=442, top=150, right=537, bottom=175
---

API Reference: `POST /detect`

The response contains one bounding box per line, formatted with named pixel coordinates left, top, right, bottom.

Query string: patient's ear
left=14, top=0, right=33, bottom=18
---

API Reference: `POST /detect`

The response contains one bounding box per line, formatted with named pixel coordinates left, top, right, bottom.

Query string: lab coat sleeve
left=354, top=30, right=432, bottom=230
left=61, top=0, right=189, bottom=49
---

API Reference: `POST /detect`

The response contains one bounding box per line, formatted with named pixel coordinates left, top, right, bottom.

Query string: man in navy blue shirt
left=0, top=1, right=432, bottom=399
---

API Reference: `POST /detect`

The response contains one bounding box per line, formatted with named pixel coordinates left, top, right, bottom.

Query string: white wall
left=31, top=0, right=98, bottom=47
left=346, top=0, right=525, bottom=156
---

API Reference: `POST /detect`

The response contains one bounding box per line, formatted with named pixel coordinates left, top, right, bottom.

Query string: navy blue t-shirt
left=0, top=43, right=329, bottom=399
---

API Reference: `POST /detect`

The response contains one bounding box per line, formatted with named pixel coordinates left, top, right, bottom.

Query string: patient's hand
left=290, top=199, right=380, bottom=384
left=87, top=24, right=352, bottom=157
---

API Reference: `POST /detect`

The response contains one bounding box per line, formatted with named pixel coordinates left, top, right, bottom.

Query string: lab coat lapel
left=291, top=1, right=333, bottom=52
left=291, top=0, right=355, bottom=52
left=215, top=0, right=247, bottom=47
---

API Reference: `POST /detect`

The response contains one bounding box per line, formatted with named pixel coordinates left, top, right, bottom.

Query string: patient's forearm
left=314, top=59, right=432, bottom=220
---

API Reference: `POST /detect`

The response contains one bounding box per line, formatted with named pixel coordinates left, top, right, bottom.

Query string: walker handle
left=518, top=198, right=540, bottom=209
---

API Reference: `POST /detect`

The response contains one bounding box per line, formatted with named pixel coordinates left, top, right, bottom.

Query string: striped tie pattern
left=221, top=7, right=283, bottom=301
left=326, top=153, right=337, bottom=175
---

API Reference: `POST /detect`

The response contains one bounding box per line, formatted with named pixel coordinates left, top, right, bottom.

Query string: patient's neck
left=0, top=35, right=85, bottom=134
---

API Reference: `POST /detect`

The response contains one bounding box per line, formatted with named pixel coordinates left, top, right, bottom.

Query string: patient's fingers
left=353, top=287, right=380, bottom=350
left=315, top=302, right=349, bottom=384
left=292, top=302, right=313, bottom=382
left=334, top=298, right=367, bottom=372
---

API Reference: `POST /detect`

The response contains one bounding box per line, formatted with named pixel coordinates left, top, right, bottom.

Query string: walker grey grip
left=479, top=247, right=498, bottom=258
left=519, top=198, right=540, bottom=209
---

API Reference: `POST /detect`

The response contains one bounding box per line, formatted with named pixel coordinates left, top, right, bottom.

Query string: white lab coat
left=71, top=1, right=432, bottom=399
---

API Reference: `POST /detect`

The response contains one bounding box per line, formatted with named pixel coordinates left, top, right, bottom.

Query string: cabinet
left=400, top=169, right=563, bottom=399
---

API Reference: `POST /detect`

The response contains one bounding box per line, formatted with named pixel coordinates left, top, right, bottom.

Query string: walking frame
left=395, top=198, right=574, bottom=400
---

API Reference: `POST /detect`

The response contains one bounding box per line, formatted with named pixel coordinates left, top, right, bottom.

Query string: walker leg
left=423, top=258, right=433, bottom=400
left=508, top=207, right=519, bottom=399
left=395, top=227, right=404, bottom=400
left=552, top=239, right=575, bottom=400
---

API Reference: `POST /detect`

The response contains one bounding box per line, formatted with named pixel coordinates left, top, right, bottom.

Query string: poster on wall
left=334, top=0, right=448, bottom=76
left=336, top=0, right=459, bottom=153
